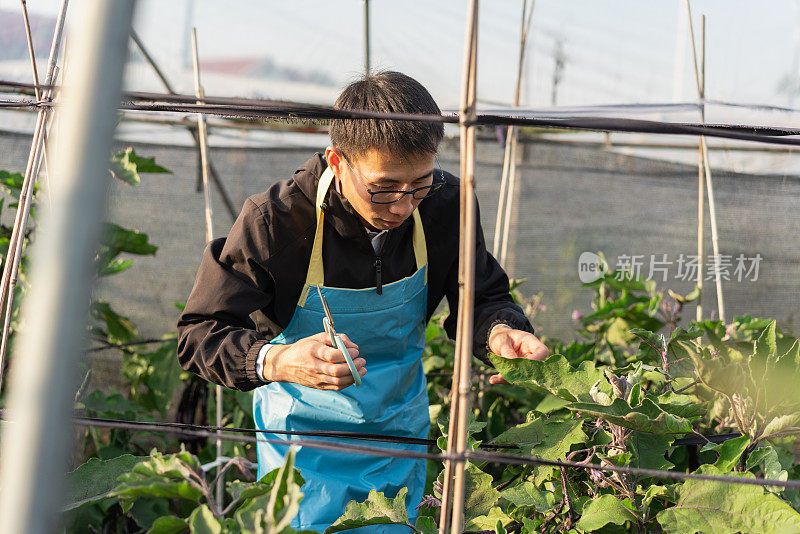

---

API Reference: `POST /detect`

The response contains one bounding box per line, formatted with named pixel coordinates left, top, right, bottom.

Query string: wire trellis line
left=50, top=415, right=800, bottom=491
left=65, top=413, right=741, bottom=448
left=86, top=337, right=177, bottom=352
left=4, top=89, right=800, bottom=146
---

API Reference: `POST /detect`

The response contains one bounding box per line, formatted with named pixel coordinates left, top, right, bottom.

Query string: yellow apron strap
left=298, top=167, right=335, bottom=306
left=299, top=166, right=429, bottom=305
left=411, top=209, right=427, bottom=282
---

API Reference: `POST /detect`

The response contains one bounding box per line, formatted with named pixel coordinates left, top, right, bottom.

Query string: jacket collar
left=293, top=153, right=414, bottom=249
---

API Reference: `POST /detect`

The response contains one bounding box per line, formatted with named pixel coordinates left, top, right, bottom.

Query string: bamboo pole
left=20, top=0, right=40, bottom=102
left=363, top=0, right=371, bottom=76
left=2, top=0, right=61, bottom=371
left=20, top=0, right=55, bottom=209
left=0, top=2, right=135, bottom=531
left=0, top=69, right=61, bottom=377
left=0, top=0, right=69, bottom=395
left=691, top=9, right=705, bottom=321
left=438, top=3, right=479, bottom=533
left=686, top=4, right=726, bottom=323
left=493, top=0, right=535, bottom=264
left=493, top=129, right=512, bottom=258
left=191, top=27, right=224, bottom=512
left=498, top=134, right=518, bottom=267
left=450, top=16, right=479, bottom=534
left=130, top=30, right=238, bottom=222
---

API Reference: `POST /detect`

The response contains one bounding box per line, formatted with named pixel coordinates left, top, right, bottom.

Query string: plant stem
left=673, top=380, right=700, bottom=394
left=559, top=467, right=574, bottom=529
left=494, top=471, right=521, bottom=492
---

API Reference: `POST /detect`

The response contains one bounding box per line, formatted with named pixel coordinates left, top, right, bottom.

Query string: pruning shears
left=316, top=285, right=361, bottom=386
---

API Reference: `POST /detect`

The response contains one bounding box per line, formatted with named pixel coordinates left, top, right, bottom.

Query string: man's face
left=325, top=147, right=436, bottom=231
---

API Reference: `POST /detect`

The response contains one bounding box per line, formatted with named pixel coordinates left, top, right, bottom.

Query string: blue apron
left=253, top=167, right=430, bottom=532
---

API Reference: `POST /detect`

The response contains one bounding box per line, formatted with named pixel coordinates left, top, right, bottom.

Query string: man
left=177, top=71, right=549, bottom=531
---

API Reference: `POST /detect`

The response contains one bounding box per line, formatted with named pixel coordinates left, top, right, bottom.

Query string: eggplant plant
left=60, top=215, right=800, bottom=534
left=333, top=271, right=800, bottom=533
left=64, top=446, right=313, bottom=533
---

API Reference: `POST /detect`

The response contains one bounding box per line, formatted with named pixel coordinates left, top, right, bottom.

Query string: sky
left=6, top=0, right=800, bottom=111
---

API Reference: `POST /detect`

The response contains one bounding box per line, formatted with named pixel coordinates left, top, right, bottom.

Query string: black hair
left=330, top=71, right=444, bottom=159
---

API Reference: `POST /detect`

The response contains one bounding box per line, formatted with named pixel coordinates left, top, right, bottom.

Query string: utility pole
left=363, top=0, right=371, bottom=75
left=551, top=38, right=565, bottom=105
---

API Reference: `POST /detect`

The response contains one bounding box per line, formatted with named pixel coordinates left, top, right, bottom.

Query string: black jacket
left=177, top=153, right=534, bottom=391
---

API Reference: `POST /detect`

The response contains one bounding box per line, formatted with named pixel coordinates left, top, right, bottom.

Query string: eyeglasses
left=335, top=148, right=446, bottom=205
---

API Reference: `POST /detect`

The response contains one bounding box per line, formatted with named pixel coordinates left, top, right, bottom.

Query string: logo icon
left=578, top=252, right=607, bottom=283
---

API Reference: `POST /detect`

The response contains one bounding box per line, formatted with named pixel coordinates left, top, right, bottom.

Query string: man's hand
left=263, top=332, right=366, bottom=390
left=487, top=325, right=550, bottom=385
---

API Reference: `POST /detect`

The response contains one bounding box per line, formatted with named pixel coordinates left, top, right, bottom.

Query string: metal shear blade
left=316, top=284, right=335, bottom=332
left=315, top=285, right=361, bottom=386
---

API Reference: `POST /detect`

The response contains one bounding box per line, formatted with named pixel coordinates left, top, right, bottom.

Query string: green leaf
left=101, top=223, right=158, bottom=255
left=630, top=329, right=666, bottom=362
left=488, top=353, right=610, bottom=403
left=750, top=320, right=778, bottom=384
left=492, top=417, right=585, bottom=484
left=436, top=410, right=486, bottom=452
left=669, top=286, right=701, bottom=304
left=234, top=495, right=268, bottom=532
left=187, top=505, right=222, bottom=534
left=326, top=487, right=413, bottom=533
left=700, top=435, right=750, bottom=472
left=129, top=498, right=171, bottom=529
left=745, top=443, right=789, bottom=483
left=466, top=506, right=512, bottom=531
left=686, top=344, right=747, bottom=397
left=109, top=147, right=171, bottom=185
left=226, top=479, right=273, bottom=504
left=415, top=516, right=437, bottom=534
left=0, top=170, right=25, bottom=195
left=656, top=465, right=800, bottom=533
left=575, top=494, right=637, bottom=531
left=110, top=447, right=205, bottom=511
left=64, top=454, right=145, bottom=510
left=501, top=481, right=555, bottom=512
left=651, top=391, right=707, bottom=420
left=264, top=448, right=305, bottom=532
left=91, top=300, right=138, bottom=344
left=82, top=389, right=150, bottom=419
left=121, top=339, right=181, bottom=417
left=642, top=485, right=671, bottom=506
left=99, top=258, right=135, bottom=277
left=147, top=516, right=188, bottom=534
left=627, top=432, right=674, bottom=472
left=567, top=398, right=693, bottom=434
left=434, top=464, right=500, bottom=524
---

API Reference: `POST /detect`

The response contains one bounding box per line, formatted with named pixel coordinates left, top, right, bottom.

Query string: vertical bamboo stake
left=191, top=27, right=224, bottom=511
left=691, top=8, right=705, bottom=321
left=20, top=0, right=55, bottom=209
left=493, top=130, right=512, bottom=258
left=498, top=134, right=518, bottom=267
left=20, top=0, right=41, bottom=101
left=130, top=30, right=238, bottom=222
left=493, top=0, right=535, bottom=264
left=438, top=3, right=479, bottom=533
left=363, top=0, right=371, bottom=76
left=0, top=0, right=69, bottom=394
left=0, top=2, right=135, bottom=531
left=3, top=0, right=61, bottom=371
left=686, top=4, right=726, bottom=323
left=0, top=68, right=60, bottom=375
left=450, top=16, right=479, bottom=534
